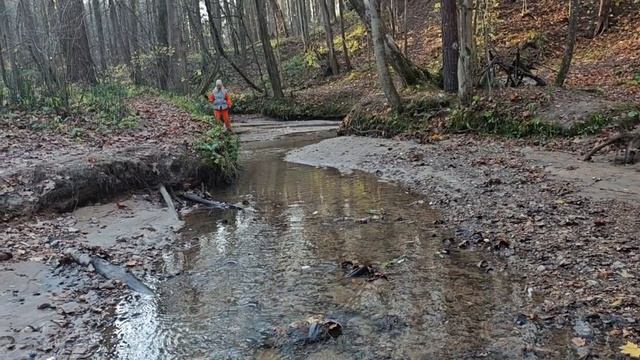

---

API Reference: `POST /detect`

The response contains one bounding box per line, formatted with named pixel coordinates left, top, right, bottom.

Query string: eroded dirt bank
left=287, top=135, right=640, bottom=357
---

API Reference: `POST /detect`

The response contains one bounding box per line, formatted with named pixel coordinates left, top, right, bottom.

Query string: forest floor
left=232, top=0, right=639, bottom=136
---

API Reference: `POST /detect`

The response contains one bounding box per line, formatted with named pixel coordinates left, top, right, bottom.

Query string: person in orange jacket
left=207, top=79, right=233, bottom=131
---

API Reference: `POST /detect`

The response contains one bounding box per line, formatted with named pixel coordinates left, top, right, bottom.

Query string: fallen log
left=583, top=131, right=639, bottom=164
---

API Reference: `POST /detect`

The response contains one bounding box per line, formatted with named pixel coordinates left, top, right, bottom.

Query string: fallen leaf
left=621, top=342, right=640, bottom=358
left=571, top=337, right=586, bottom=347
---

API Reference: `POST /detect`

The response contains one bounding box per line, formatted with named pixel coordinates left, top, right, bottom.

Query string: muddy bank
left=0, top=146, right=220, bottom=220
left=287, top=135, right=640, bottom=356
left=0, top=194, right=190, bottom=359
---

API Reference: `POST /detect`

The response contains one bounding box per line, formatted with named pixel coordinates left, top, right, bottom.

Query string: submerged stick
left=181, top=192, right=243, bottom=210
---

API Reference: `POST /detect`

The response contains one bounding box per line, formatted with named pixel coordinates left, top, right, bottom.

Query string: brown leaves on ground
left=0, top=96, right=208, bottom=198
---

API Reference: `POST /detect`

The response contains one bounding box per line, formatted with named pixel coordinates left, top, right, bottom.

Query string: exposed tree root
left=584, top=131, right=640, bottom=164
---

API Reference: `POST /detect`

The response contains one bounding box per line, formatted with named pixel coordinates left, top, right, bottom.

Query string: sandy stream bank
left=286, top=135, right=640, bottom=358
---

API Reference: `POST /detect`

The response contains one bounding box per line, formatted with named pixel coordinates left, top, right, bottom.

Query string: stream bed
left=100, top=133, right=558, bottom=359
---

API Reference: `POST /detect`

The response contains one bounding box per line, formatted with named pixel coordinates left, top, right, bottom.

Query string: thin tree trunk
left=329, top=0, right=336, bottom=21
left=0, top=34, right=9, bottom=102
left=129, top=0, right=141, bottom=83
left=19, top=0, right=61, bottom=92
left=254, top=0, right=284, bottom=97
left=298, top=0, right=310, bottom=50
left=237, top=0, right=249, bottom=66
left=555, top=0, right=579, bottom=87
left=319, top=0, right=339, bottom=75
left=58, top=0, right=97, bottom=84
left=403, top=0, right=408, bottom=55
left=204, top=0, right=264, bottom=92
left=268, top=0, right=289, bottom=37
left=593, top=0, right=611, bottom=37
left=367, top=0, right=401, bottom=111
left=185, top=0, right=212, bottom=67
left=457, top=0, right=473, bottom=103
left=0, top=0, right=21, bottom=101
left=338, top=0, right=352, bottom=71
left=166, top=0, right=187, bottom=91
left=108, top=0, right=122, bottom=63
left=222, top=0, right=240, bottom=55
left=155, top=0, right=170, bottom=89
left=91, top=0, right=108, bottom=70
left=441, top=0, right=459, bottom=92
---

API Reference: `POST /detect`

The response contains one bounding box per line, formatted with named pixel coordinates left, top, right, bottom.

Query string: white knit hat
left=216, top=79, right=223, bottom=86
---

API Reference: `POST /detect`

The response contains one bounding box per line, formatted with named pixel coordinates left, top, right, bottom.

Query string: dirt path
left=287, top=135, right=640, bottom=356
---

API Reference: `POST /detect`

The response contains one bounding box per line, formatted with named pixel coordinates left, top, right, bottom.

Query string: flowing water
left=101, top=133, right=545, bottom=359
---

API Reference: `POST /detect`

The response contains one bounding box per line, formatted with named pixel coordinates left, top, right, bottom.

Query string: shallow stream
left=101, top=133, right=546, bottom=359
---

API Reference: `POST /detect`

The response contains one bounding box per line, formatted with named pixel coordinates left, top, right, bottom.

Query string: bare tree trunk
left=254, top=0, right=284, bottom=97
left=19, top=0, right=62, bottom=92
left=58, top=0, right=97, bottom=84
left=556, top=0, right=579, bottom=87
left=441, top=0, right=459, bottom=92
left=329, top=0, right=336, bottom=21
left=319, top=0, right=339, bottom=75
left=0, top=39, right=7, bottom=102
left=457, top=0, right=473, bottom=103
left=185, top=0, right=212, bottom=67
left=129, top=0, right=142, bottom=83
left=338, top=0, right=352, bottom=71
left=0, top=0, right=21, bottom=101
left=367, top=0, right=401, bottom=111
left=298, top=0, right=310, bottom=50
left=213, top=0, right=223, bottom=42
left=155, top=0, right=170, bottom=89
left=237, top=0, right=249, bottom=66
left=222, top=0, right=240, bottom=55
left=268, top=0, right=289, bottom=37
left=349, top=0, right=433, bottom=86
left=593, top=0, right=611, bottom=37
left=91, top=0, right=108, bottom=70
left=166, top=0, right=187, bottom=91
left=403, top=0, right=408, bottom=55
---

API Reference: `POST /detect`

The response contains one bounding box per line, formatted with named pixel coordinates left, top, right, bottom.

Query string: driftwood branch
left=584, top=131, right=640, bottom=163
left=180, top=192, right=243, bottom=210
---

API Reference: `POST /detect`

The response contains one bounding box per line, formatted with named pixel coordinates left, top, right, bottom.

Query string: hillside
left=235, top=0, right=639, bottom=135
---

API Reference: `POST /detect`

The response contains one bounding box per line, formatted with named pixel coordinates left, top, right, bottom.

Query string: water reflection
left=104, top=138, right=530, bottom=359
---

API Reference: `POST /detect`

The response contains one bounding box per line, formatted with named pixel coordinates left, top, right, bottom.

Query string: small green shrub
left=194, top=124, right=240, bottom=181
